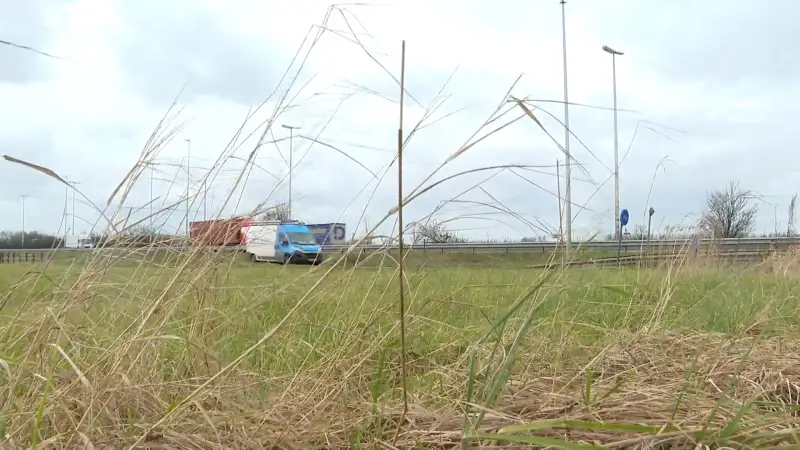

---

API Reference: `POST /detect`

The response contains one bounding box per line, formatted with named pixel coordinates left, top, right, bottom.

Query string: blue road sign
left=620, top=209, right=629, bottom=227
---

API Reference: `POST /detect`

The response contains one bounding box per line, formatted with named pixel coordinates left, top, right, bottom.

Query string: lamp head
left=602, top=45, right=624, bottom=56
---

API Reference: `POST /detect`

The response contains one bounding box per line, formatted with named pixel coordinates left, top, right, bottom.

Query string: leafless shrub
left=788, top=193, right=797, bottom=237
left=258, top=202, right=291, bottom=221
left=412, top=220, right=467, bottom=244
left=626, top=224, right=648, bottom=240
left=702, top=181, right=759, bottom=239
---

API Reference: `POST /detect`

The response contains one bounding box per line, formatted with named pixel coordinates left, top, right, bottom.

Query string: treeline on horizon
left=0, top=230, right=177, bottom=250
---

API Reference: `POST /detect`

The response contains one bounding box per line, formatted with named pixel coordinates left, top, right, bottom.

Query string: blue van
left=241, top=220, right=324, bottom=264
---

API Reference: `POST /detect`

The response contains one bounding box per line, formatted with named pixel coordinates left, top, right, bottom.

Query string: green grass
left=1, top=251, right=800, bottom=448
left=3, top=247, right=621, bottom=268
left=337, top=248, right=621, bottom=268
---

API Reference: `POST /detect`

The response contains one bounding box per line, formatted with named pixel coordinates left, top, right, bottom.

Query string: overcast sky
left=1, top=0, right=797, bottom=241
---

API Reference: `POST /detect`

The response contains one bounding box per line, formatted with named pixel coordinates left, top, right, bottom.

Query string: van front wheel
left=249, top=253, right=256, bottom=262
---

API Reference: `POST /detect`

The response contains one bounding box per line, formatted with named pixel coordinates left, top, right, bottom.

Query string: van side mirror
left=281, top=240, right=289, bottom=246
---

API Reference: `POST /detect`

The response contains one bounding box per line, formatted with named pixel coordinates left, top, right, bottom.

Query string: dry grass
left=1, top=253, right=800, bottom=449
left=2, top=6, right=796, bottom=448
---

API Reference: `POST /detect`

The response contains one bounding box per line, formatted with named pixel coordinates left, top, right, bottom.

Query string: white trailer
left=64, top=234, right=94, bottom=249
left=65, top=234, right=79, bottom=249
left=242, top=221, right=279, bottom=262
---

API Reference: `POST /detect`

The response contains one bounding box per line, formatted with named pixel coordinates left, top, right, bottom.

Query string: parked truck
left=189, top=218, right=324, bottom=264
left=241, top=219, right=323, bottom=264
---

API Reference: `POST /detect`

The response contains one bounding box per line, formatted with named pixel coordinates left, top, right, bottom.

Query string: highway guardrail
left=1, top=237, right=799, bottom=255
left=318, top=237, right=799, bottom=254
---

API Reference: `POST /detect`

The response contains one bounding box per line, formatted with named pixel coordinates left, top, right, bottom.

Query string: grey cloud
left=580, top=0, right=800, bottom=87
left=6, top=0, right=800, bottom=241
left=0, top=131, right=59, bottom=202
left=113, top=0, right=291, bottom=108
left=588, top=96, right=800, bottom=235
left=0, top=0, right=65, bottom=84
left=0, top=123, right=156, bottom=234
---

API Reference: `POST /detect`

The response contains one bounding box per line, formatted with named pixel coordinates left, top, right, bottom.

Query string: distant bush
left=0, top=230, right=61, bottom=249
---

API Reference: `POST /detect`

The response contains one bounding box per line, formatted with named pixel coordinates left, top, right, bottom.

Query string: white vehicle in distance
left=65, top=234, right=94, bottom=249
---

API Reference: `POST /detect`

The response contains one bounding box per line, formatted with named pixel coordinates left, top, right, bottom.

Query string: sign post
left=617, top=208, right=629, bottom=266
left=647, top=207, right=655, bottom=248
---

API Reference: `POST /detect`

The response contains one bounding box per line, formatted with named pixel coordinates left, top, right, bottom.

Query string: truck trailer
left=306, top=223, right=347, bottom=246
left=242, top=220, right=323, bottom=264
left=189, top=219, right=246, bottom=246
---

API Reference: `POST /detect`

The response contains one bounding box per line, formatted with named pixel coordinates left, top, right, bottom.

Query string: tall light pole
left=147, top=162, right=154, bottom=231
left=70, top=181, right=80, bottom=234
left=281, top=124, right=300, bottom=220
left=602, top=45, right=624, bottom=239
left=63, top=177, right=70, bottom=235
left=560, top=0, right=573, bottom=254
left=185, top=138, right=191, bottom=236
left=21, top=195, right=28, bottom=248
left=203, top=178, right=208, bottom=221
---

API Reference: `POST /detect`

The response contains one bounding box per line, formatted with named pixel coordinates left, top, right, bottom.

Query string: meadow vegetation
left=2, top=249, right=800, bottom=448
left=2, top=6, right=799, bottom=447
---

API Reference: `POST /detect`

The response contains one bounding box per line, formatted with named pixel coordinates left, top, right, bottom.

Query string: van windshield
left=288, top=232, right=317, bottom=245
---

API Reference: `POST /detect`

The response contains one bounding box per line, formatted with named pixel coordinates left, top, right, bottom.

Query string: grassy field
left=2, top=249, right=800, bottom=448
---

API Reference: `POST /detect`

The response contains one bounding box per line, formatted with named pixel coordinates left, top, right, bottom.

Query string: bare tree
left=413, top=220, right=466, bottom=244
left=703, top=181, right=758, bottom=238
left=258, top=203, right=290, bottom=221
left=788, top=193, right=797, bottom=237
left=773, top=205, right=782, bottom=237
left=628, top=224, right=648, bottom=240
left=361, top=219, right=373, bottom=245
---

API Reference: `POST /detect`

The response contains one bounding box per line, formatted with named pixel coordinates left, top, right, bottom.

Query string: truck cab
left=276, top=222, right=324, bottom=264
left=242, top=220, right=323, bottom=264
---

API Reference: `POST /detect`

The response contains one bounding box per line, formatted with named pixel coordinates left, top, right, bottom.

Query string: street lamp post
left=281, top=124, right=300, bottom=220
left=202, top=177, right=208, bottom=221
left=21, top=194, right=28, bottom=248
left=602, top=44, right=624, bottom=239
left=63, top=177, right=69, bottom=235
left=150, top=162, right=154, bottom=231
left=70, top=181, right=80, bottom=234
left=560, top=0, right=573, bottom=254
left=185, top=138, right=191, bottom=237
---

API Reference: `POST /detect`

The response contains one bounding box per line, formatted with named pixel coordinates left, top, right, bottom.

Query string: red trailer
left=189, top=219, right=246, bottom=246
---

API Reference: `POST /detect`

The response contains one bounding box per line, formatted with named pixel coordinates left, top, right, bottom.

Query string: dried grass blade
left=2, top=155, right=67, bottom=184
